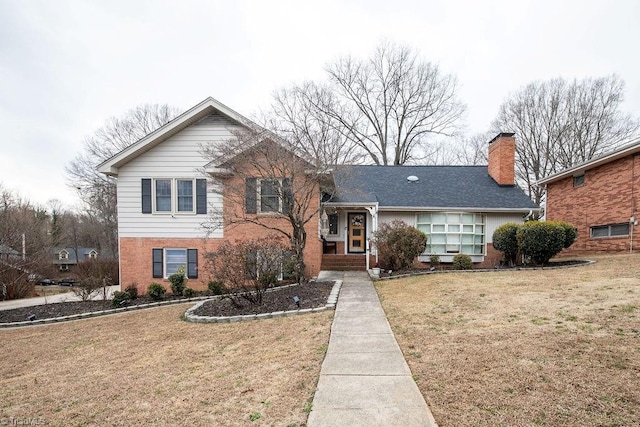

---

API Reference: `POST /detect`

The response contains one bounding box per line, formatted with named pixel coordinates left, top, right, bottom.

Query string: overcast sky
left=1, top=0, right=639, bottom=209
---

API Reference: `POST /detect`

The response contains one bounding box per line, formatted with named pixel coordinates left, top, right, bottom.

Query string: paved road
left=0, top=285, right=120, bottom=311
left=308, top=271, right=438, bottom=426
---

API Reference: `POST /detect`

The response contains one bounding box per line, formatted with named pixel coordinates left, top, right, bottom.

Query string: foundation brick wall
left=545, top=153, right=639, bottom=255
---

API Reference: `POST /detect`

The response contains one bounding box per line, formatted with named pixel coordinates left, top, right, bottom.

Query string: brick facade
left=120, top=150, right=324, bottom=294
left=545, top=153, right=639, bottom=255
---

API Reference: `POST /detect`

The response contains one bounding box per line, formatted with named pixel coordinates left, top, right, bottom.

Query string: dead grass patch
left=376, top=254, right=640, bottom=426
left=0, top=303, right=332, bottom=426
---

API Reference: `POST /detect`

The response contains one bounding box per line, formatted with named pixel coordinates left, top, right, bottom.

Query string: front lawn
left=376, top=254, right=640, bottom=426
left=0, top=304, right=332, bottom=426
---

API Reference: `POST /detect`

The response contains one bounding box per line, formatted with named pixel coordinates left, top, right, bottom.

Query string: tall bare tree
left=267, top=84, right=364, bottom=165
left=492, top=75, right=639, bottom=204
left=202, top=128, right=330, bottom=282
left=282, top=41, right=465, bottom=165
left=66, top=104, right=180, bottom=257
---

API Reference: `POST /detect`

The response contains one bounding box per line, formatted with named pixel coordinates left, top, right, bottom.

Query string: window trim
left=590, top=223, right=630, bottom=239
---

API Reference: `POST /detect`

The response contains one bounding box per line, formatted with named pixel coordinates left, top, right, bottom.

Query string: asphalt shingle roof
left=329, top=165, right=538, bottom=210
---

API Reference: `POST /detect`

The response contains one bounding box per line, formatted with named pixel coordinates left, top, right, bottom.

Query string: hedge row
left=493, top=221, right=578, bottom=265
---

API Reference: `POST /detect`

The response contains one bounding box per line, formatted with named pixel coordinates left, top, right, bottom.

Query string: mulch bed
left=0, top=281, right=335, bottom=324
left=192, top=281, right=334, bottom=317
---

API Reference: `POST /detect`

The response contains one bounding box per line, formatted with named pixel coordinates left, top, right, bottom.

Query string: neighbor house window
left=59, top=249, right=69, bottom=260
left=591, top=223, right=630, bottom=238
left=417, top=212, right=485, bottom=255
left=88, top=250, right=97, bottom=259
left=328, top=213, right=339, bottom=235
left=573, top=174, right=585, bottom=187
left=59, top=264, right=69, bottom=272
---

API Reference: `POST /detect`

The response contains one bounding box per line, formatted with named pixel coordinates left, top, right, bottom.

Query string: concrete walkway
left=308, top=271, right=437, bottom=426
left=0, top=286, right=119, bottom=311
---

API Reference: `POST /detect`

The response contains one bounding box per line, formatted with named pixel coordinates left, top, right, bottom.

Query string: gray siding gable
left=330, top=165, right=538, bottom=210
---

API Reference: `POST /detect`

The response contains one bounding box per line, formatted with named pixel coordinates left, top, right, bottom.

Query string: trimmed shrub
left=429, top=255, right=440, bottom=268
left=207, top=280, right=224, bottom=296
left=182, top=287, right=195, bottom=298
left=124, top=283, right=138, bottom=300
left=516, top=221, right=565, bottom=265
left=492, top=222, right=520, bottom=266
left=373, top=220, right=428, bottom=271
left=111, top=290, right=130, bottom=308
left=168, top=266, right=187, bottom=295
left=452, top=253, right=473, bottom=270
left=147, top=282, right=166, bottom=301
left=555, top=221, right=578, bottom=248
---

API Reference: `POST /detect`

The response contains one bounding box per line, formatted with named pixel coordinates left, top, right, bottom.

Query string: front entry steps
left=321, top=254, right=367, bottom=271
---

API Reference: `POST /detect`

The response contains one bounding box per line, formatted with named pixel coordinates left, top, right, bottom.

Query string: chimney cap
left=489, top=132, right=515, bottom=144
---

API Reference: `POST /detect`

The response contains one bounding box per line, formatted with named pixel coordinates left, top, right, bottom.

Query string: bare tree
left=283, top=41, right=465, bottom=165
left=491, top=75, right=639, bottom=204
left=66, top=104, right=180, bottom=257
left=202, top=128, right=329, bottom=282
left=266, top=84, right=364, bottom=166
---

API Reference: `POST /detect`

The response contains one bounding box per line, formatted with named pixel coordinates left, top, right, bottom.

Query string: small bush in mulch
left=192, top=281, right=334, bottom=317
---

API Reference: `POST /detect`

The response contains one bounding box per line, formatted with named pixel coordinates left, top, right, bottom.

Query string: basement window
left=590, top=223, right=630, bottom=238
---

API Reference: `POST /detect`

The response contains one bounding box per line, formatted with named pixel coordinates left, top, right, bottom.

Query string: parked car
left=38, top=278, right=57, bottom=286
left=58, top=277, right=77, bottom=286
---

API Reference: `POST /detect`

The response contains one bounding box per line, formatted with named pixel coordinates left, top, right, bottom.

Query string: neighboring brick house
left=98, top=97, right=538, bottom=292
left=538, top=138, right=640, bottom=255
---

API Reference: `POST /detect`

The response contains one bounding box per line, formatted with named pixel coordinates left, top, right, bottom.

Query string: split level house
left=98, top=97, right=538, bottom=293
left=538, top=137, right=640, bottom=255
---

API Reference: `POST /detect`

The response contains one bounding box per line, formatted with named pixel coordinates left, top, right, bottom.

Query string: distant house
left=97, top=97, right=539, bottom=292
left=53, top=247, right=99, bottom=273
left=0, top=244, right=20, bottom=261
left=538, top=138, right=640, bottom=255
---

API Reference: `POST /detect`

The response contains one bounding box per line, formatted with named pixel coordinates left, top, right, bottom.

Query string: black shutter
left=196, top=179, right=207, bottom=214
left=245, top=178, right=257, bottom=214
left=142, top=179, right=152, bottom=214
left=152, top=248, right=163, bottom=278
left=187, top=249, right=198, bottom=278
left=282, top=178, right=293, bottom=215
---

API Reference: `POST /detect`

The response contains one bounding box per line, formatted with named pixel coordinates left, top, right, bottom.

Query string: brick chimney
left=488, top=132, right=516, bottom=186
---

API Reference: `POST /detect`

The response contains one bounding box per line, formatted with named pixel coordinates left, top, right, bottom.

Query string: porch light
left=293, top=295, right=301, bottom=308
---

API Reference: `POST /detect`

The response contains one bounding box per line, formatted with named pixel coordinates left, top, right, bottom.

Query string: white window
left=417, top=212, right=485, bottom=255
left=88, top=250, right=98, bottom=259
left=153, top=179, right=196, bottom=214
left=155, top=179, right=172, bottom=212
left=59, top=249, right=69, bottom=260
left=165, top=248, right=187, bottom=277
left=259, top=179, right=282, bottom=213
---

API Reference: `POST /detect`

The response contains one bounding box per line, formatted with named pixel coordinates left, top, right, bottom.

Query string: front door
left=348, top=213, right=366, bottom=253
